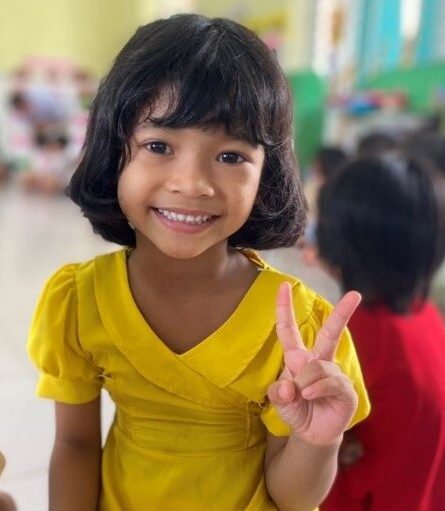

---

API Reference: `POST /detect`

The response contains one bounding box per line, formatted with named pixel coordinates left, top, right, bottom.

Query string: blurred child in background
left=404, top=131, right=445, bottom=315
left=2, top=62, right=90, bottom=193
left=317, top=154, right=445, bottom=511
left=19, top=129, right=72, bottom=195
left=355, top=131, right=400, bottom=158
left=5, top=92, right=34, bottom=173
left=300, top=146, right=347, bottom=265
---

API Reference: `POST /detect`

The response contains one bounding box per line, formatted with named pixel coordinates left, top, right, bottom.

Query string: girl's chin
left=151, top=242, right=212, bottom=261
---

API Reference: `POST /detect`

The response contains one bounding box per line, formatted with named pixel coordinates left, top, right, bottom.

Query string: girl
left=28, top=14, right=369, bottom=511
left=317, top=154, right=445, bottom=510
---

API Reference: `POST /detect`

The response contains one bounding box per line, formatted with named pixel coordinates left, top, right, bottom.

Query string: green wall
left=362, top=61, right=445, bottom=113
left=288, top=71, right=326, bottom=172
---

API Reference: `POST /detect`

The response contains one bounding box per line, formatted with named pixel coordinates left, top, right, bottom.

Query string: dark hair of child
left=404, top=131, right=445, bottom=174
left=317, top=154, right=445, bottom=313
left=356, top=131, right=400, bottom=157
left=314, top=146, right=347, bottom=180
left=68, top=14, right=307, bottom=249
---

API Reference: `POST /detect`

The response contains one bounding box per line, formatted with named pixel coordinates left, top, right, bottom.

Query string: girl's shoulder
left=41, top=248, right=127, bottom=293
left=32, top=249, right=127, bottom=326
left=244, top=249, right=335, bottom=330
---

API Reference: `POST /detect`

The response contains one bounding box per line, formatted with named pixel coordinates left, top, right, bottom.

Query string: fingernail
left=302, top=388, right=313, bottom=398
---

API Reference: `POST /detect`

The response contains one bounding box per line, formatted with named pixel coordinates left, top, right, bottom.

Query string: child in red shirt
left=317, top=154, right=445, bottom=511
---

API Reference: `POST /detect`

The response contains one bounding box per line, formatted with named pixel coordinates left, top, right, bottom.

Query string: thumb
left=267, top=379, right=296, bottom=405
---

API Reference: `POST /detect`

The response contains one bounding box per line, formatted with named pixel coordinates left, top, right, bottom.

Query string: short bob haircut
left=68, top=14, right=306, bottom=249
left=317, top=154, right=445, bottom=313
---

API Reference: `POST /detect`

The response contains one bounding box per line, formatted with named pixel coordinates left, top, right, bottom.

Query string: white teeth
left=157, top=209, right=212, bottom=225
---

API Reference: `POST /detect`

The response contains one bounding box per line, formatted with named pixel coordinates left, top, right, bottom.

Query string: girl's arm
left=265, top=431, right=341, bottom=511
left=264, top=283, right=361, bottom=511
left=50, top=397, right=102, bottom=511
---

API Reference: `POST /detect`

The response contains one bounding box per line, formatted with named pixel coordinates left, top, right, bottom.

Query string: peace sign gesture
left=267, top=282, right=361, bottom=446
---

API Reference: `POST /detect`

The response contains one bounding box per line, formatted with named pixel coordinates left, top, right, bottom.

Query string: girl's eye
left=146, top=141, right=171, bottom=154
left=217, top=152, right=245, bottom=164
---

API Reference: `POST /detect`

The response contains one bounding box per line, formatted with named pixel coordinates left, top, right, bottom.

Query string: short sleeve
left=27, top=264, right=102, bottom=404
left=261, top=293, right=371, bottom=437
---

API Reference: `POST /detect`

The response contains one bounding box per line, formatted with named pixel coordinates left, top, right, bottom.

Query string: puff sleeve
left=261, top=293, right=371, bottom=437
left=27, top=264, right=102, bottom=403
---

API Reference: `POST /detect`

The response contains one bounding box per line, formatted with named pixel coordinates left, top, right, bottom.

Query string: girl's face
left=118, top=117, right=265, bottom=260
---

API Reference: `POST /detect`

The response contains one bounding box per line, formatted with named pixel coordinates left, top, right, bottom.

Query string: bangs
left=140, top=73, right=271, bottom=146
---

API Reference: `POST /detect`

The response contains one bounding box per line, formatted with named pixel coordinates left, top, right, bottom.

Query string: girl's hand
left=267, top=283, right=361, bottom=446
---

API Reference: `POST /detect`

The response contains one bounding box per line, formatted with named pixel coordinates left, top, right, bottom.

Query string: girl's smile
left=152, top=207, right=218, bottom=233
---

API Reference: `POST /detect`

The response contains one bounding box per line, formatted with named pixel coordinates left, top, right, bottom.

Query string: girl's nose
left=166, top=158, right=215, bottom=198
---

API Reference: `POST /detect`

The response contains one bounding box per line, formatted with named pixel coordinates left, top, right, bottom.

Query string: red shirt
left=321, top=302, right=445, bottom=511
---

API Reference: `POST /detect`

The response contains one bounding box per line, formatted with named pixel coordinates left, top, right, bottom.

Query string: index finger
left=276, top=281, right=306, bottom=352
left=314, top=291, right=361, bottom=361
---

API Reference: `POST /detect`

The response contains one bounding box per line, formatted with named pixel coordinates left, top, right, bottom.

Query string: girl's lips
left=153, top=207, right=216, bottom=217
left=152, top=208, right=217, bottom=233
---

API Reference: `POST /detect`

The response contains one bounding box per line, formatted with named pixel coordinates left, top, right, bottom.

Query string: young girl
left=317, top=154, right=445, bottom=511
left=28, top=14, right=369, bottom=511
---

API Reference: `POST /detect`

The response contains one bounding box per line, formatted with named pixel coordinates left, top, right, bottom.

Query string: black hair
left=314, top=146, right=348, bottom=180
left=356, top=131, right=400, bottom=158
left=317, top=154, right=445, bottom=313
left=68, top=14, right=306, bottom=249
left=404, top=131, right=445, bottom=174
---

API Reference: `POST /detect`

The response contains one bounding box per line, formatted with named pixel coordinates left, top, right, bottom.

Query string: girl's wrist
left=288, top=431, right=344, bottom=451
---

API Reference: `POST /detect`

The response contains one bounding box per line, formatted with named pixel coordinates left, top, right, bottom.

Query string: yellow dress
left=28, top=249, right=370, bottom=510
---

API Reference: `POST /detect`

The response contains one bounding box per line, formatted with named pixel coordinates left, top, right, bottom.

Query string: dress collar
left=94, top=249, right=298, bottom=401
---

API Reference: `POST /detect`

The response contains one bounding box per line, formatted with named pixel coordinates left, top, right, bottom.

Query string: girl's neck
left=128, top=239, right=243, bottom=292
left=126, top=239, right=259, bottom=354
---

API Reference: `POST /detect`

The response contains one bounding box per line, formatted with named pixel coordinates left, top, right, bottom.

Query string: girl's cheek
left=116, top=179, right=131, bottom=213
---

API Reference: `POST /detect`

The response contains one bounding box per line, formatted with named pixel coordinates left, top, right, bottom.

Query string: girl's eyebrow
left=134, top=122, right=259, bottom=148
left=134, top=120, right=165, bottom=132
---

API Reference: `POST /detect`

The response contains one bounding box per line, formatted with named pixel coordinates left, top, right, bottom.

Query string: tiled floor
left=0, top=181, right=339, bottom=510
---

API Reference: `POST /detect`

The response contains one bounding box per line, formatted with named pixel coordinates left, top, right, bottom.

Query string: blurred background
left=0, top=1, right=444, bottom=509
